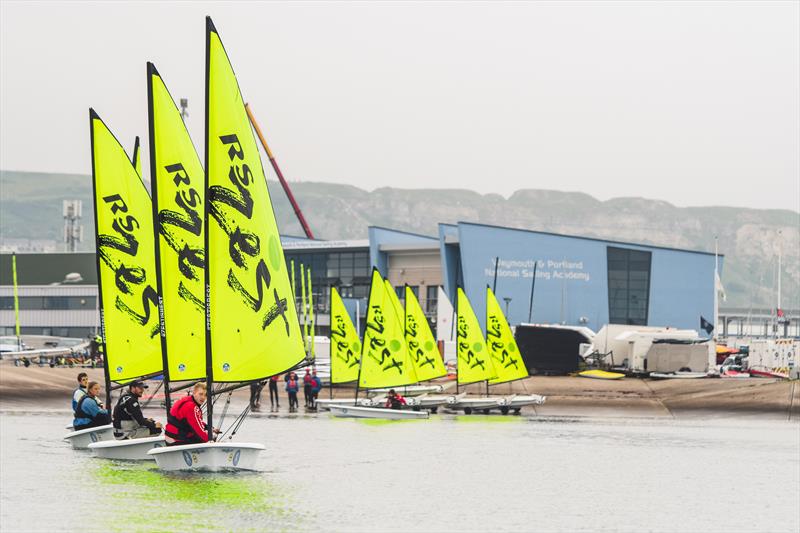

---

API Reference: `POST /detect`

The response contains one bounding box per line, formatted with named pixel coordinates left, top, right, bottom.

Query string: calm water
left=1, top=412, right=798, bottom=532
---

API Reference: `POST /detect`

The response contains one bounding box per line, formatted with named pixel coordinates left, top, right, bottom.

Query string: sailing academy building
left=438, top=222, right=720, bottom=333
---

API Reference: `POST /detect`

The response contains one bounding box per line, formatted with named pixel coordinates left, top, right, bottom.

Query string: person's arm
left=83, top=398, right=103, bottom=417
left=126, top=397, right=154, bottom=429
left=186, top=404, right=209, bottom=443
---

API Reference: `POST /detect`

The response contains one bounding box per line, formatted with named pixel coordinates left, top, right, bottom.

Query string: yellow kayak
left=578, top=370, right=625, bottom=380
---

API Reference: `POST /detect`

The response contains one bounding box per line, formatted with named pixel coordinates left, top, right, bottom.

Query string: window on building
left=426, top=285, right=439, bottom=315
left=607, top=247, right=651, bottom=326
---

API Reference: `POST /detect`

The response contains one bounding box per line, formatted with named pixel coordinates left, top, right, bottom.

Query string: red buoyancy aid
left=165, top=395, right=208, bottom=443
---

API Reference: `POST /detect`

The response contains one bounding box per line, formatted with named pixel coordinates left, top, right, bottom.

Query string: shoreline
left=1, top=365, right=798, bottom=421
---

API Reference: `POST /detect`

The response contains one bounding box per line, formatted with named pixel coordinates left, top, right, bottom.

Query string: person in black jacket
left=112, top=380, right=162, bottom=439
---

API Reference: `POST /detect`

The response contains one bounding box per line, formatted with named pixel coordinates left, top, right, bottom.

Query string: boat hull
left=63, top=425, right=115, bottom=449
left=314, top=398, right=377, bottom=411
left=329, top=405, right=429, bottom=419
left=505, top=394, right=547, bottom=409
left=367, top=385, right=443, bottom=397
left=448, top=396, right=507, bottom=414
left=578, top=370, right=625, bottom=380
left=88, top=435, right=165, bottom=460
left=649, top=372, right=707, bottom=379
left=148, top=442, right=265, bottom=472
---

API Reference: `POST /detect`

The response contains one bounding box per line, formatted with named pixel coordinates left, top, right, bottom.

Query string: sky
left=1, top=1, right=798, bottom=211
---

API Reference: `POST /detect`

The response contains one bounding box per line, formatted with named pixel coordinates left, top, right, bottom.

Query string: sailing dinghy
left=319, top=286, right=363, bottom=408
left=150, top=19, right=306, bottom=470
left=330, top=270, right=428, bottom=419
left=69, top=112, right=164, bottom=454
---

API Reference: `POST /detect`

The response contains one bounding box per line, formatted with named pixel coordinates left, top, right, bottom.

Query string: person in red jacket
left=384, top=389, right=407, bottom=410
left=164, top=382, right=218, bottom=446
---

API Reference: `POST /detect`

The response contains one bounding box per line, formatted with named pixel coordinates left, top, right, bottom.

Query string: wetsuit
left=164, top=395, right=208, bottom=446
left=113, top=391, right=159, bottom=439
left=73, top=395, right=110, bottom=430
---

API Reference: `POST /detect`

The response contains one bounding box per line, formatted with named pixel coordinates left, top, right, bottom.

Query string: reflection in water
left=91, top=462, right=296, bottom=531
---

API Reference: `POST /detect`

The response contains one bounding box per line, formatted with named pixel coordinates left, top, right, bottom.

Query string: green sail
left=359, top=270, right=418, bottom=389
left=456, top=287, right=496, bottom=385
left=486, top=287, right=528, bottom=385
left=329, top=286, right=361, bottom=383
left=405, top=286, right=446, bottom=381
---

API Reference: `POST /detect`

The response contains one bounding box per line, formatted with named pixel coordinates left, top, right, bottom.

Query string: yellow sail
left=359, top=269, right=417, bottom=389
left=456, top=287, right=496, bottom=385
left=405, top=286, right=446, bottom=381
left=486, top=287, right=528, bottom=384
left=329, top=286, right=361, bottom=383
left=89, top=109, right=162, bottom=383
left=148, top=63, right=206, bottom=381
left=384, top=279, right=403, bottom=320
left=205, top=18, right=304, bottom=382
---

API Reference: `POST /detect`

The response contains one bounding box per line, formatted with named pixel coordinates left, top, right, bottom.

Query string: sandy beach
left=1, top=363, right=797, bottom=420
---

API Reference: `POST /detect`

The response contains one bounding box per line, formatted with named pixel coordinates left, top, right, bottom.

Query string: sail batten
left=456, top=287, right=496, bottom=385
left=329, top=287, right=361, bottom=384
left=204, top=18, right=305, bottom=383
left=148, top=62, right=206, bottom=382
left=89, top=109, right=162, bottom=384
left=358, top=270, right=418, bottom=389
left=486, top=287, right=528, bottom=385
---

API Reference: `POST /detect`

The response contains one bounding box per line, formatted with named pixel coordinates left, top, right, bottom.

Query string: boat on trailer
left=368, top=384, right=444, bottom=397
left=63, top=424, right=115, bottom=449
left=89, top=435, right=165, bottom=460
left=148, top=441, right=265, bottom=471
left=329, top=404, right=429, bottom=420
left=448, top=395, right=508, bottom=415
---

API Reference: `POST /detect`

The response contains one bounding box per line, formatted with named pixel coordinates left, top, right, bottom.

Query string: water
left=1, top=412, right=798, bottom=532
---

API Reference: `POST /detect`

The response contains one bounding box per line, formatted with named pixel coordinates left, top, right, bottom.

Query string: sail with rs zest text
left=329, top=286, right=361, bottom=383
left=148, top=62, right=206, bottom=381
left=456, top=287, right=496, bottom=385
left=205, top=17, right=304, bottom=382
left=405, top=286, right=446, bottom=381
left=486, top=286, right=528, bottom=385
left=89, top=109, right=162, bottom=383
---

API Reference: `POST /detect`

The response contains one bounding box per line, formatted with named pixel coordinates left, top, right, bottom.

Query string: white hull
left=367, top=385, right=443, bottom=397
left=505, top=394, right=547, bottom=409
left=88, top=436, right=165, bottom=461
left=63, top=425, right=115, bottom=449
left=314, top=398, right=377, bottom=411
left=329, top=405, right=429, bottom=419
left=448, top=396, right=508, bottom=414
left=406, top=394, right=458, bottom=411
left=649, top=372, right=708, bottom=379
left=148, top=442, right=265, bottom=472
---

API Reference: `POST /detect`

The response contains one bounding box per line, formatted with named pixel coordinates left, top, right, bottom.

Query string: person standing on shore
left=268, top=375, right=280, bottom=412
left=249, top=380, right=265, bottom=411
left=164, top=382, right=219, bottom=446
left=73, top=381, right=110, bottom=430
left=286, top=372, right=299, bottom=413
left=302, top=369, right=313, bottom=408
left=310, top=370, right=322, bottom=410
left=72, top=373, right=88, bottom=415
left=112, top=380, right=162, bottom=439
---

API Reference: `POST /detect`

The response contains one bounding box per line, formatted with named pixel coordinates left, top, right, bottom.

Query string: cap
left=129, top=380, right=149, bottom=389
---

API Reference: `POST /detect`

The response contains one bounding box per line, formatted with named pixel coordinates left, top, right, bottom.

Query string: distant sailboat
left=66, top=109, right=164, bottom=450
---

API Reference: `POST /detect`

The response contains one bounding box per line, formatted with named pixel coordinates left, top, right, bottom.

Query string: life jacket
left=72, top=386, right=86, bottom=413
left=165, top=395, right=200, bottom=442
left=75, top=394, right=98, bottom=420
left=388, top=396, right=404, bottom=409
left=112, top=392, right=138, bottom=429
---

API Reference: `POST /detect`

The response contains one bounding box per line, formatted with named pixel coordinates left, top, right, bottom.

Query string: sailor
left=164, top=382, right=219, bottom=446
left=72, top=372, right=88, bottom=414
left=309, top=370, right=322, bottom=410
left=73, top=381, right=111, bottom=430
left=112, top=380, right=162, bottom=439
left=384, top=389, right=407, bottom=410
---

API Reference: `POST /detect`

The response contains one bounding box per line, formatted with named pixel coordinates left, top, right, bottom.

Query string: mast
left=527, top=261, right=537, bottom=323
left=11, top=253, right=20, bottom=351
left=203, top=17, right=215, bottom=442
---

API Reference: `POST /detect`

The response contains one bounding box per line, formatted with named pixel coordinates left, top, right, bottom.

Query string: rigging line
left=220, top=404, right=251, bottom=440
left=217, top=391, right=233, bottom=431
left=140, top=379, right=164, bottom=410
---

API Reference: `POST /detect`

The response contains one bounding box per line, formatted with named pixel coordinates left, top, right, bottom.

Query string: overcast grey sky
left=1, top=1, right=798, bottom=211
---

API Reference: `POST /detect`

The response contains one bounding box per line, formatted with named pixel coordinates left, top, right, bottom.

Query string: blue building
left=436, top=222, right=721, bottom=332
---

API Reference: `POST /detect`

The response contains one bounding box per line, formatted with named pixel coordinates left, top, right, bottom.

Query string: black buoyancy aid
left=75, top=394, right=97, bottom=420
left=389, top=396, right=403, bottom=409
left=112, top=392, right=135, bottom=429
left=165, top=396, right=197, bottom=442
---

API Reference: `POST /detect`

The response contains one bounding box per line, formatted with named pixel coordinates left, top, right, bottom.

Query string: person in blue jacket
left=71, top=372, right=88, bottom=414
left=73, top=381, right=111, bottom=431
left=309, top=370, right=323, bottom=410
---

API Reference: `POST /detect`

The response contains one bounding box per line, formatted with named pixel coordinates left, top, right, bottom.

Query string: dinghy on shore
left=649, top=371, right=707, bottom=379
left=578, top=369, right=625, bottom=380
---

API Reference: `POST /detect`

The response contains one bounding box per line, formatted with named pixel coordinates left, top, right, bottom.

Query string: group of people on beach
left=249, top=368, right=323, bottom=413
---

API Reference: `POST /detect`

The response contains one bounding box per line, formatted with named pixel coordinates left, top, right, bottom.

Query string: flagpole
left=714, top=236, right=719, bottom=340
left=12, top=253, right=21, bottom=351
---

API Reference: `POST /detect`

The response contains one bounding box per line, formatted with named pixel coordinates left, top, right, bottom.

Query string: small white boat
left=63, top=424, right=115, bottom=449
left=447, top=396, right=508, bottom=415
left=314, top=398, right=378, bottom=411
left=649, top=371, right=707, bottom=379
left=406, top=393, right=458, bottom=413
left=503, top=394, right=546, bottom=413
left=367, top=385, right=443, bottom=397
left=329, top=404, right=429, bottom=419
left=88, top=435, right=165, bottom=461
left=148, top=441, right=265, bottom=472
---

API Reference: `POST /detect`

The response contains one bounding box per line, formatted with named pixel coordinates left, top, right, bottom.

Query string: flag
left=776, top=308, right=784, bottom=318
left=700, top=316, right=714, bottom=335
